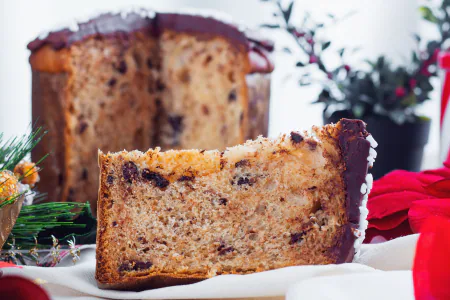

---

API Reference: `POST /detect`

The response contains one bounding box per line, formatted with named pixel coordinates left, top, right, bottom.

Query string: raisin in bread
left=95, top=119, right=377, bottom=291
left=28, top=10, right=273, bottom=213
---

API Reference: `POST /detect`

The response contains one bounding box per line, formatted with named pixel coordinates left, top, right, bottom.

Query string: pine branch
left=4, top=202, right=96, bottom=249
left=0, top=126, right=47, bottom=172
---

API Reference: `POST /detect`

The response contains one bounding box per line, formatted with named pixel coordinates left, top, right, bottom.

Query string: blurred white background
left=0, top=0, right=442, bottom=168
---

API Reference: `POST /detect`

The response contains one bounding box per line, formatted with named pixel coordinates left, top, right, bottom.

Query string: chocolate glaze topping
left=155, top=13, right=247, bottom=47
left=27, top=10, right=274, bottom=74
left=28, top=12, right=154, bottom=51
left=338, top=119, right=370, bottom=224
left=331, top=119, right=370, bottom=262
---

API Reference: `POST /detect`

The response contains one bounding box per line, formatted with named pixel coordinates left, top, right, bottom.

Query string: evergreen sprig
left=0, top=126, right=47, bottom=172
left=5, top=202, right=96, bottom=249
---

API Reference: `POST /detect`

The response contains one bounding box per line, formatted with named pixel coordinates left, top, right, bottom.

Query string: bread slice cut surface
left=95, top=119, right=373, bottom=290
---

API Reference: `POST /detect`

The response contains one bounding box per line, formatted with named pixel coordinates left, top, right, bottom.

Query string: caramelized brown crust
left=31, top=71, right=70, bottom=203
left=95, top=119, right=371, bottom=291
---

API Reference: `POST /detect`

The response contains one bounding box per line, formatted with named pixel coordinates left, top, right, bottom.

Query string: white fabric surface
left=2, top=234, right=419, bottom=300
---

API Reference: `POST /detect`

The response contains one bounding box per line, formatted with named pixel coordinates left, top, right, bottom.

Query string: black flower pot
left=324, top=110, right=431, bottom=179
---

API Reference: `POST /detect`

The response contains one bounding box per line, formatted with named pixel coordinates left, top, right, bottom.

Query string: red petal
left=368, top=210, right=408, bottom=230
left=370, top=171, right=428, bottom=197
left=423, top=179, right=450, bottom=198
left=0, top=276, right=50, bottom=300
left=444, top=152, right=450, bottom=168
left=364, top=219, right=413, bottom=243
left=423, top=167, right=450, bottom=179
left=368, top=191, right=433, bottom=219
left=408, top=199, right=450, bottom=233
left=413, top=216, right=450, bottom=300
left=0, top=262, right=21, bottom=269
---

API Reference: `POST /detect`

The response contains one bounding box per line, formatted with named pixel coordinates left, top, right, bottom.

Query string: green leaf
left=413, top=33, right=421, bottom=43
left=365, top=59, right=376, bottom=68
left=352, top=104, right=365, bottom=118
left=401, top=93, right=417, bottom=107
left=283, top=47, right=292, bottom=54
left=321, top=41, right=331, bottom=51
left=412, top=51, right=419, bottom=63
left=374, top=56, right=385, bottom=70
left=338, top=48, right=345, bottom=57
left=418, top=6, right=438, bottom=23
left=260, top=24, right=281, bottom=29
left=296, top=61, right=305, bottom=67
left=283, top=2, right=295, bottom=23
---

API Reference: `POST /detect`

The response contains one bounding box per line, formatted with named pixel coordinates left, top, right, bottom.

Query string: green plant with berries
left=260, top=0, right=449, bottom=124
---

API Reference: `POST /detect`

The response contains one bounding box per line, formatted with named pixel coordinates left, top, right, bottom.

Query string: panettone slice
left=95, top=119, right=376, bottom=290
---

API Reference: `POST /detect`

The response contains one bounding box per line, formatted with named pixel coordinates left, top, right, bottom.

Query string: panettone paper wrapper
left=0, top=195, right=24, bottom=250
left=1, top=234, right=418, bottom=300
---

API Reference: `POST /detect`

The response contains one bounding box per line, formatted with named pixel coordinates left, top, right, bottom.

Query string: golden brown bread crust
left=31, top=71, right=70, bottom=203
left=95, top=120, right=371, bottom=291
left=246, top=73, right=271, bottom=140
left=29, top=46, right=70, bottom=73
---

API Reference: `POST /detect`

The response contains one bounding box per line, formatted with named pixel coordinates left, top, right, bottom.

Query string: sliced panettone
left=95, top=119, right=376, bottom=290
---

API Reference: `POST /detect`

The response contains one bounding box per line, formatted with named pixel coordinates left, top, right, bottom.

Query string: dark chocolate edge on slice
left=333, top=118, right=370, bottom=263
left=27, top=10, right=274, bottom=74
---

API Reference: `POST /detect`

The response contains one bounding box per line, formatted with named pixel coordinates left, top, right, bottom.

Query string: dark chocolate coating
left=328, top=223, right=359, bottom=264
left=338, top=119, right=370, bottom=224
left=155, top=13, right=247, bottom=48
left=28, top=12, right=154, bottom=51
left=27, top=10, right=274, bottom=74
left=330, top=118, right=370, bottom=263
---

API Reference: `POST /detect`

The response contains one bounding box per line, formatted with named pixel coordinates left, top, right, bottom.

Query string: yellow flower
left=0, top=170, right=19, bottom=204
left=14, top=161, right=40, bottom=187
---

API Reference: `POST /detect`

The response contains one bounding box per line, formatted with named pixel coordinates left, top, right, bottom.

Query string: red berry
left=344, top=65, right=351, bottom=72
left=409, top=79, right=417, bottom=89
left=395, top=87, right=406, bottom=98
left=294, top=30, right=305, bottom=38
left=420, top=68, right=431, bottom=76
left=309, top=56, right=318, bottom=64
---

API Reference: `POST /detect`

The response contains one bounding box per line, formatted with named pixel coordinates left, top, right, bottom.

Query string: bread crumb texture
left=96, top=123, right=350, bottom=289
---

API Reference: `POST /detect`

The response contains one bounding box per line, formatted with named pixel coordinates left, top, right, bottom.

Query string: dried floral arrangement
left=260, top=0, right=448, bottom=124
left=0, top=127, right=96, bottom=266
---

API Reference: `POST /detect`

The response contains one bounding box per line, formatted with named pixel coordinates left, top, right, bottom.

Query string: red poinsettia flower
left=365, top=154, right=450, bottom=243
left=413, top=216, right=450, bottom=299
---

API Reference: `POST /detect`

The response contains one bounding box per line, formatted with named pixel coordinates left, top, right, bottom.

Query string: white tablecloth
left=2, top=234, right=419, bottom=300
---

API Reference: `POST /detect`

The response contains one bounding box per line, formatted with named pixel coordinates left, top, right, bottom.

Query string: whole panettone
left=28, top=9, right=274, bottom=213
